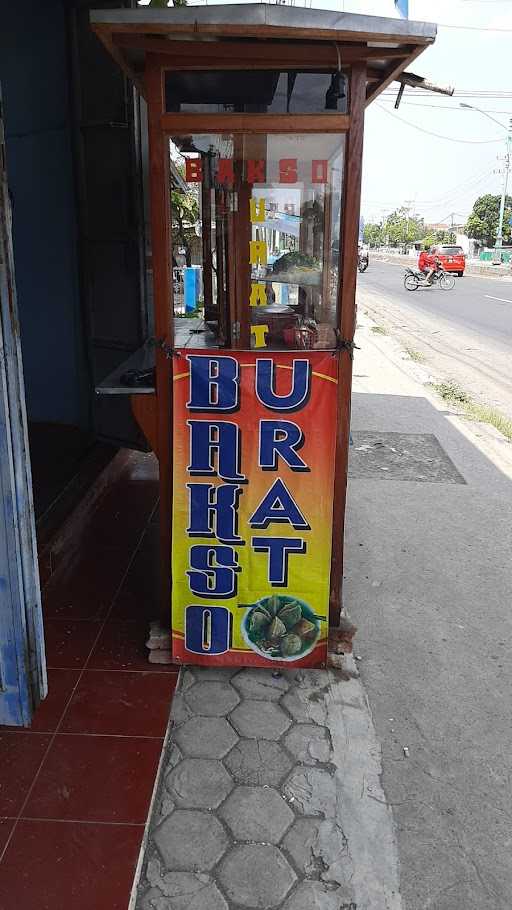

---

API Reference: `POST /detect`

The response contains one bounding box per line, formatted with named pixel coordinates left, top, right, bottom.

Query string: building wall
left=0, top=0, right=89, bottom=429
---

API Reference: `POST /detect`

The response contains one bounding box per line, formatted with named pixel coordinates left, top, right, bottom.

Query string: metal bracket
left=336, top=333, right=360, bottom=359
left=149, top=337, right=177, bottom=359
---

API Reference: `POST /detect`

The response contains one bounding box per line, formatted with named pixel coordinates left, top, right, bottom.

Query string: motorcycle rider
left=424, top=255, right=442, bottom=285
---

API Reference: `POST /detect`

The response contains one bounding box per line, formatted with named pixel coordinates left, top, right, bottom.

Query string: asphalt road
left=356, top=259, right=512, bottom=419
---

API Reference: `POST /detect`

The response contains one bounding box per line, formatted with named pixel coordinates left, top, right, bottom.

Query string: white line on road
left=485, top=294, right=512, bottom=304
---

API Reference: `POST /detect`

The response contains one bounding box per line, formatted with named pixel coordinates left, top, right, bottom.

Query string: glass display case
left=170, top=132, right=344, bottom=352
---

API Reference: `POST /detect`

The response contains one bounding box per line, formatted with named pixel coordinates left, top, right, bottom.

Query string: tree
left=170, top=160, right=199, bottom=267
left=421, top=228, right=456, bottom=250
left=465, top=194, right=512, bottom=247
left=171, top=190, right=199, bottom=267
left=363, top=222, right=384, bottom=247
left=382, top=207, right=425, bottom=248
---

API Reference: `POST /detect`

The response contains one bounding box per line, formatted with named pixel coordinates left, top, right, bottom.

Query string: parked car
left=419, top=245, right=466, bottom=277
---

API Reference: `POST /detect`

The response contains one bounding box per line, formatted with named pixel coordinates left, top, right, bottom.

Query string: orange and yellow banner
left=171, top=350, right=338, bottom=668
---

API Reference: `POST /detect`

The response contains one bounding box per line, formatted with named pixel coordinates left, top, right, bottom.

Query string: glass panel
left=165, top=70, right=348, bottom=114
left=169, top=133, right=344, bottom=350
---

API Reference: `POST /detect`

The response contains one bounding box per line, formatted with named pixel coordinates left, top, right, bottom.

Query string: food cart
left=92, top=4, right=435, bottom=668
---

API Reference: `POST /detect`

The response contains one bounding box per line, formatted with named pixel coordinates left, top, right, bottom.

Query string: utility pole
left=404, top=199, right=414, bottom=251
left=460, top=104, right=511, bottom=262
left=496, top=120, right=511, bottom=257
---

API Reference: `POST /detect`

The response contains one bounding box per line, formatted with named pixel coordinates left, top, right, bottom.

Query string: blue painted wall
left=0, top=0, right=89, bottom=429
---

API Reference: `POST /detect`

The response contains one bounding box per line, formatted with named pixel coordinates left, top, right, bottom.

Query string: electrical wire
left=362, top=169, right=499, bottom=213
left=437, top=21, right=512, bottom=30
left=381, top=90, right=512, bottom=98
left=419, top=174, right=499, bottom=209
left=375, top=103, right=504, bottom=143
left=415, top=168, right=495, bottom=205
left=380, top=100, right=512, bottom=114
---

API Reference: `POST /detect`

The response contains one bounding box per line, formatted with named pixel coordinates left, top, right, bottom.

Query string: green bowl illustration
left=242, top=594, right=322, bottom=662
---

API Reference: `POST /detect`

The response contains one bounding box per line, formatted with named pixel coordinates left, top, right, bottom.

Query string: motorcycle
left=403, top=266, right=455, bottom=291
left=358, top=250, right=369, bottom=273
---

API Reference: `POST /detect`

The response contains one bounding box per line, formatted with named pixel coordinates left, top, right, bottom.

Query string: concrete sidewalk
left=132, top=317, right=512, bottom=910
left=133, top=666, right=402, bottom=910
left=346, top=316, right=512, bottom=909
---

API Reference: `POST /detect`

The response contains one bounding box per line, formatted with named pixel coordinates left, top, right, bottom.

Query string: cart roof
left=90, top=3, right=436, bottom=105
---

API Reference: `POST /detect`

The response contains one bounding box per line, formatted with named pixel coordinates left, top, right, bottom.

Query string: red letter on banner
left=311, top=160, right=328, bottom=184
left=217, top=158, right=234, bottom=185
left=279, top=158, right=298, bottom=184
left=247, top=159, right=266, bottom=183
left=185, top=158, right=202, bottom=183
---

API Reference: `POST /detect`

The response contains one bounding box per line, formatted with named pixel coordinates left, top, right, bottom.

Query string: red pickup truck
left=419, top=245, right=465, bottom=277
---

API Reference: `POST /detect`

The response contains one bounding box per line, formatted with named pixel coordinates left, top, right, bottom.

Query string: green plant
left=371, top=325, right=388, bottom=335
left=405, top=347, right=425, bottom=363
left=432, top=380, right=471, bottom=405
left=431, top=381, right=512, bottom=442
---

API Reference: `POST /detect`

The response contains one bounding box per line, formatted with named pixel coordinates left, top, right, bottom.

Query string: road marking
left=485, top=294, right=512, bottom=304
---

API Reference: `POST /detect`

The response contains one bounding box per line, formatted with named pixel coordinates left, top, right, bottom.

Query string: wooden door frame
left=0, top=85, right=47, bottom=724
left=144, top=53, right=364, bottom=634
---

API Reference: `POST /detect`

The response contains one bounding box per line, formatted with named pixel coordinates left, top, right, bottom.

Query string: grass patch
left=432, top=380, right=471, bottom=406
left=371, top=325, right=388, bottom=335
left=431, top=380, right=512, bottom=441
left=405, top=347, right=426, bottom=363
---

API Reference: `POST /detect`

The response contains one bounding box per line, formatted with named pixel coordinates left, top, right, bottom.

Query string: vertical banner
left=171, top=350, right=338, bottom=668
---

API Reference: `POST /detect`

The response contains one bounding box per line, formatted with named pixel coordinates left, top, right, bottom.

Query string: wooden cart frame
left=91, top=5, right=436, bottom=648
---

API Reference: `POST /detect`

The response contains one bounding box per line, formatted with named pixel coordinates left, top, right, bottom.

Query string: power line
left=437, top=21, right=512, bottom=31
left=416, top=169, right=495, bottom=205
left=380, top=100, right=512, bottom=114
left=382, top=85, right=512, bottom=98
left=375, top=104, right=503, bottom=143
left=362, top=169, right=498, bottom=214
left=381, top=91, right=512, bottom=99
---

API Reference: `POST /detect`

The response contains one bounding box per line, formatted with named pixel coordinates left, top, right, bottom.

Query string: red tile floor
left=0, top=452, right=177, bottom=910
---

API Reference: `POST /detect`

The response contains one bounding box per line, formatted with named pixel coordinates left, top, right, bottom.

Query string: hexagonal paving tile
left=193, top=667, right=237, bottom=681
left=284, top=724, right=332, bottom=765
left=224, top=738, right=293, bottom=787
left=282, top=817, right=322, bottom=876
left=282, top=881, right=354, bottom=910
left=143, top=861, right=229, bottom=910
left=169, top=692, right=193, bottom=725
left=140, top=880, right=227, bottom=910
left=154, top=809, right=229, bottom=871
left=179, top=669, right=197, bottom=691
left=219, top=786, right=294, bottom=844
left=283, top=767, right=337, bottom=817
left=231, top=668, right=289, bottom=701
left=230, top=699, right=291, bottom=740
left=218, top=844, right=296, bottom=908
left=184, top=680, right=240, bottom=716
left=281, top=691, right=327, bottom=726
left=174, top=716, right=238, bottom=759
left=283, top=817, right=350, bottom=883
left=167, top=758, right=233, bottom=809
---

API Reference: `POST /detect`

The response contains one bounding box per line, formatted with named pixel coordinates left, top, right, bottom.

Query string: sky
left=139, top=0, right=512, bottom=229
